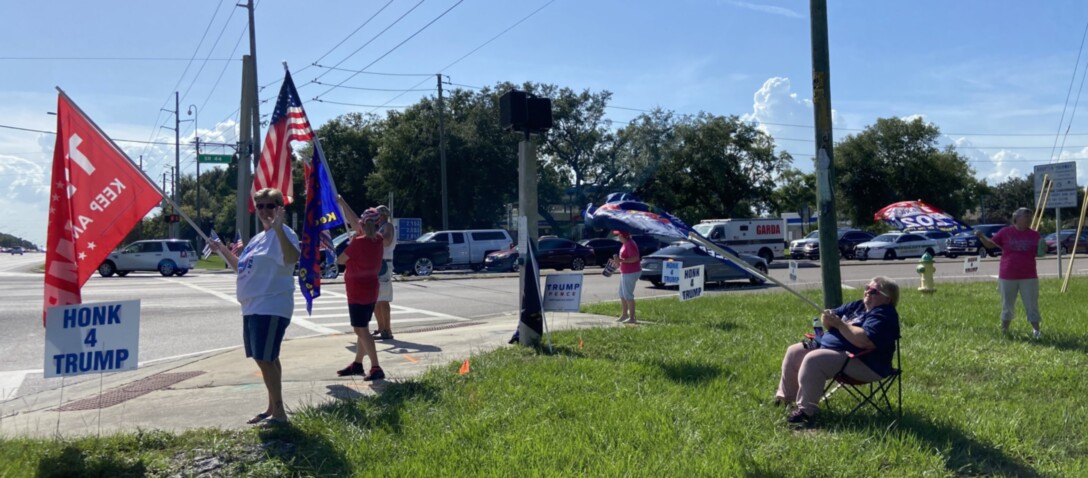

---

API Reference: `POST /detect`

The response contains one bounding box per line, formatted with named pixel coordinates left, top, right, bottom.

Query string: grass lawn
left=4, top=279, right=1088, bottom=476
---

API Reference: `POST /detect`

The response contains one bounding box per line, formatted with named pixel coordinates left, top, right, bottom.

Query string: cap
left=361, top=208, right=381, bottom=223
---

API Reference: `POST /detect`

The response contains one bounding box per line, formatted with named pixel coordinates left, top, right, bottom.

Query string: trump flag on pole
left=299, top=141, right=344, bottom=314
left=44, top=90, right=164, bottom=324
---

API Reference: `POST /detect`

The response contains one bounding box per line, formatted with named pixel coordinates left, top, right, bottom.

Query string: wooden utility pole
left=810, top=0, right=842, bottom=307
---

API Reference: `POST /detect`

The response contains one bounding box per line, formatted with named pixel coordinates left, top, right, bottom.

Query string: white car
left=98, top=239, right=198, bottom=277
left=917, top=230, right=952, bottom=256
left=854, top=232, right=939, bottom=261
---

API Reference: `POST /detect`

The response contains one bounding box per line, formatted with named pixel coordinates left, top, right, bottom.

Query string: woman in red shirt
left=976, top=207, right=1043, bottom=338
left=335, top=199, right=386, bottom=380
left=613, top=230, right=641, bottom=324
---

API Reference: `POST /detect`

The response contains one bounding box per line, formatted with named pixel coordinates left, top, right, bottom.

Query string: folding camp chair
left=821, top=339, right=901, bottom=420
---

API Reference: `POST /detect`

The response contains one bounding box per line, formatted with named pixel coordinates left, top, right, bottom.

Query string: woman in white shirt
left=211, top=187, right=300, bottom=425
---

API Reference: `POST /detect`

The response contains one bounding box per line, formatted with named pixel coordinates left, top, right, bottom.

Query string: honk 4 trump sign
left=44, top=300, right=140, bottom=378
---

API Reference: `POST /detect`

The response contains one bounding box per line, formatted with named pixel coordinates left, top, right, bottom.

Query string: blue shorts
left=243, top=314, right=289, bottom=362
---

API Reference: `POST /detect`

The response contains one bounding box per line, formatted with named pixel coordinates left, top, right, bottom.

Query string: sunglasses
left=255, top=203, right=279, bottom=210
left=864, top=285, right=887, bottom=298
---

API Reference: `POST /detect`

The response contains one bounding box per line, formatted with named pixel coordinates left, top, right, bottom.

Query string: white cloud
left=725, top=1, right=802, bottom=19
left=0, top=152, right=50, bottom=247
left=944, top=136, right=1024, bottom=184
left=743, top=77, right=846, bottom=169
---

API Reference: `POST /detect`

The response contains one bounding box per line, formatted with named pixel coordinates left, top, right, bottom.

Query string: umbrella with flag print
left=873, top=199, right=971, bottom=233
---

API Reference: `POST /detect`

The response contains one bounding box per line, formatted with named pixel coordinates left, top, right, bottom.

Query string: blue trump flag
left=299, top=139, right=344, bottom=314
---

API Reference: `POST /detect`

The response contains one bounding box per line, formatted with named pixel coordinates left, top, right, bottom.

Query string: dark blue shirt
left=819, top=300, right=900, bottom=377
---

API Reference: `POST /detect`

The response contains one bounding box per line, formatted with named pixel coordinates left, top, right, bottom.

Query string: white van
left=417, top=229, right=514, bottom=271
left=693, top=219, right=785, bottom=263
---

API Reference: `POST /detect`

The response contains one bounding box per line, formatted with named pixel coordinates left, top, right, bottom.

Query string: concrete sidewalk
left=0, top=313, right=617, bottom=439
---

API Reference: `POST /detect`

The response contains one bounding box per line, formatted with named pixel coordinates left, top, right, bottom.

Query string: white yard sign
left=963, top=256, right=979, bottom=274
left=789, top=260, right=798, bottom=282
left=663, top=260, right=682, bottom=285
left=543, top=274, right=584, bottom=312
left=44, top=300, right=141, bottom=378
left=679, top=265, right=705, bottom=302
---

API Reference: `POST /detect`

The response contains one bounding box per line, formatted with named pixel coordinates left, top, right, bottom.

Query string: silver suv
left=98, top=239, right=197, bottom=277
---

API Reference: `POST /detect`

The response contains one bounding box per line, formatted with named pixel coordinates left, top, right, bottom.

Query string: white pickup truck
left=417, top=229, right=514, bottom=271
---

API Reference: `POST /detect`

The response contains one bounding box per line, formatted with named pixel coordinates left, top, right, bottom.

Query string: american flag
left=319, top=229, right=334, bottom=252
left=230, top=231, right=244, bottom=255
left=250, top=69, right=313, bottom=210
left=202, top=230, right=220, bottom=259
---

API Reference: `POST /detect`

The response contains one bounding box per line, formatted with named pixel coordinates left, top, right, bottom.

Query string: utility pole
left=437, top=73, right=449, bottom=229
left=810, top=0, right=842, bottom=307
left=235, top=0, right=260, bottom=241
left=169, top=92, right=181, bottom=239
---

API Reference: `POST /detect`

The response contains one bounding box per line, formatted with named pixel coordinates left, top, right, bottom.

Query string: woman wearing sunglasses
left=211, top=187, right=300, bottom=425
left=773, top=276, right=901, bottom=428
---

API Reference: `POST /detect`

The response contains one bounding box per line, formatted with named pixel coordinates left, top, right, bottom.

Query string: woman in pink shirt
left=976, top=208, right=1043, bottom=338
left=613, top=230, right=641, bottom=324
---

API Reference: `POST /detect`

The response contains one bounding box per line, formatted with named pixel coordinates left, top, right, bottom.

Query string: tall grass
left=4, top=279, right=1088, bottom=476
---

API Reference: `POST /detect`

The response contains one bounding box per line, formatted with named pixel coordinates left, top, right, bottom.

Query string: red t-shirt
left=619, top=241, right=641, bottom=274
left=991, top=226, right=1040, bottom=280
left=344, top=234, right=384, bottom=304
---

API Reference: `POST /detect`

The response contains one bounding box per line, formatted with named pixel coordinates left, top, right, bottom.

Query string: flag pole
left=55, top=87, right=227, bottom=263
left=686, top=232, right=822, bottom=311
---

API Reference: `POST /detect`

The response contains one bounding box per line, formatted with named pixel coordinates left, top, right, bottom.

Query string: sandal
left=246, top=412, right=271, bottom=424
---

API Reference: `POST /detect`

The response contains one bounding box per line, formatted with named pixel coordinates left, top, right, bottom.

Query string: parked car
left=631, top=234, right=669, bottom=258
left=333, top=231, right=451, bottom=276
left=416, top=229, right=513, bottom=271
left=98, top=239, right=197, bottom=277
left=789, top=229, right=875, bottom=260
left=917, top=230, right=952, bottom=256
left=483, top=237, right=597, bottom=272
left=10, top=246, right=24, bottom=255
left=946, top=224, right=1005, bottom=258
left=1045, top=229, right=1088, bottom=254
left=579, top=237, right=621, bottom=266
left=854, top=232, right=939, bottom=261
left=639, top=242, right=768, bottom=288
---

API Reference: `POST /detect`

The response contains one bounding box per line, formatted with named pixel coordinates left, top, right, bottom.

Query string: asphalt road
left=2, top=251, right=1060, bottom=402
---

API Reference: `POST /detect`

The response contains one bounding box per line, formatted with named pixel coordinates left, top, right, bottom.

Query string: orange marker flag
left=459, top=359, right=470, bottom=375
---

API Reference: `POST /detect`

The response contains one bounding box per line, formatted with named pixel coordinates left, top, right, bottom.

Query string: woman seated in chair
left=774, top=276, right=901, bottom=427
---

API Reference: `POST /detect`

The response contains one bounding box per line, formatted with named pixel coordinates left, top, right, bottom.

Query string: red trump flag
left=43, top=91, right=164, bottom=322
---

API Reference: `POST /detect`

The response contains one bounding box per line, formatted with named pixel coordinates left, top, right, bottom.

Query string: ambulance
left=692, top=218, right=785, bottom=263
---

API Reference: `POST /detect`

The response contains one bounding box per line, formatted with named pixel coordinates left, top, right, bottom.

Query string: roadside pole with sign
left=1034, top=162, right=1077, bottom=279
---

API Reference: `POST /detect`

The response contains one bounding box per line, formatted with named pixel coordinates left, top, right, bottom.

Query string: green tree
left=639, top=113, right=791, bottom=224
left=770, top=168, right=816, bottom=216
left=981, top=174, right=1034, bottom=224
left=835, top=117, right=979, bottom=226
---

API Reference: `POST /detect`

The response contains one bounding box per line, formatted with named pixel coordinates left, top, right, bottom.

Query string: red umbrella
left=874, top=200, right=971, bottom=233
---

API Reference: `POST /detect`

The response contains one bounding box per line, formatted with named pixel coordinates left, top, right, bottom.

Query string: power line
left=363, top=0, right=553, bottom=113
left=310, top=64, right=431, bottom=76
left=315, top=0, right=465, bottom=100
left=313, top=99, right=412, bottom=108
left=0, top=56, right=234, bottom=61
left=312, top=80, right=433, bottom=92
left=311, top=0, right=428, bottom=85
left=308, top=0, right=396, bottom=75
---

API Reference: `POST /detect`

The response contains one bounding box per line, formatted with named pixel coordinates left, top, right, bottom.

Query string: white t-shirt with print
left=236, top=225, right=300, bottom=318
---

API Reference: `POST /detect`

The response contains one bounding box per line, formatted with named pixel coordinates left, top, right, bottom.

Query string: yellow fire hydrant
left=916, top=251, right=936, bottom=294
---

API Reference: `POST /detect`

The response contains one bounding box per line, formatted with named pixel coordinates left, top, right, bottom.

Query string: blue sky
left=3, top=0, right=1088, bottom=247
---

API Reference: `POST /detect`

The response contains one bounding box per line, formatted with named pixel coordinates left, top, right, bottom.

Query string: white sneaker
left=616, top=316, right=628, bottom=323
left=623, top=317, right=637, bottom=324
left=1033, top=330, right=1041, bottom=339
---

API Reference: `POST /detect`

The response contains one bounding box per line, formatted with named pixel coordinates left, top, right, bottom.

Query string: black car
left=639, top=243, right=769, bottom=288
left=484, top=237, right=597, bottom=272
left=946, top=224, right=1005, bottom=258
left=579, top=238, right=621, bottom=266
left=789, top=229, right=875, bottom=260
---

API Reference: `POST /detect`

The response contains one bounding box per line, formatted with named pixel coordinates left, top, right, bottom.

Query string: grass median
left=4, top=279, right=1088, bottom=476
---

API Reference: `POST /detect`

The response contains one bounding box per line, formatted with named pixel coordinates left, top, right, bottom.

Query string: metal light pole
left=810, top=0, right=842, bottom=307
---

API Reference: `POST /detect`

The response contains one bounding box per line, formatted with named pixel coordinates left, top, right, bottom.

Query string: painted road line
left=391, top=304, right=469, bottom=321
left=841, top=283, right=857, bottom=289
left=0, top=370, right=31, bottom=401
left=323, top=316, right=472, bottom=327
left=164, top=278, right=339, bottom=336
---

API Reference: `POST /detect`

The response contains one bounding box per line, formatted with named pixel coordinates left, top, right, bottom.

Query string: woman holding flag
left=334, top=196, right=386, bottom=381
left=613, top=230, right=641, bottom=324
left=210, top=187, right=300, bottom=425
